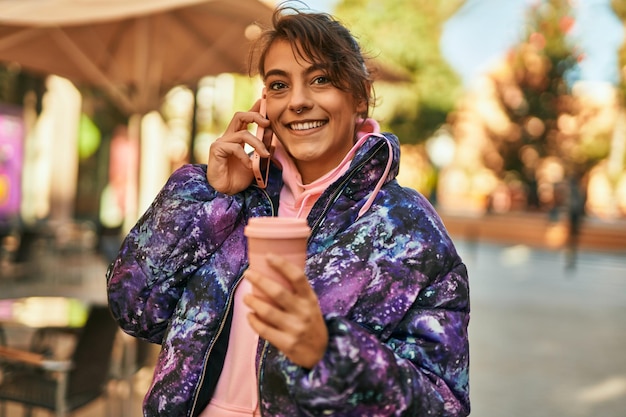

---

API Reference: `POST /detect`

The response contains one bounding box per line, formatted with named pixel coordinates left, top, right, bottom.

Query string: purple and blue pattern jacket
left=106, top=132, right=470, bottom=417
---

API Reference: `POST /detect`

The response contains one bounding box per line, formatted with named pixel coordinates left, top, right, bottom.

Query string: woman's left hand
left=243, top=254, right=328, bottom=369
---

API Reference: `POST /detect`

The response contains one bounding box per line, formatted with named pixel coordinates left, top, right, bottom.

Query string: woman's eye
left=313, top=76, right=330, bottom=85
left=269, top=82, right=287, bottom=90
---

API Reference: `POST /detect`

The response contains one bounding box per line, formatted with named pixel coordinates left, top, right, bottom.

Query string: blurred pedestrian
left=107, top=5, right=470, bottom=416
left=565, top=172, right=586, bottom=269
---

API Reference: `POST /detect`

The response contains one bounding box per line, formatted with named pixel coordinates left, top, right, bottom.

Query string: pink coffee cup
left=244, top=217, right=311, bottom=298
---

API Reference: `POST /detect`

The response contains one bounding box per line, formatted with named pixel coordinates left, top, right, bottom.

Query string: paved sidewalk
left=459, top=241, right=626, bottom=417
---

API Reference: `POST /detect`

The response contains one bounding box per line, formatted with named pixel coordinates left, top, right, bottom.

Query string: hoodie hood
left=272, top=118, right=399, bottom=220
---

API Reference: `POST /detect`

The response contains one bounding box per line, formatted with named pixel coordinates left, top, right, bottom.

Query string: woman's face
left=263, top=39, right=367, bottom=184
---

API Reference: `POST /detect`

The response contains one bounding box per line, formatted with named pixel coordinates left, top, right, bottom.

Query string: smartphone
left=252, top=89, right=273, bottom=188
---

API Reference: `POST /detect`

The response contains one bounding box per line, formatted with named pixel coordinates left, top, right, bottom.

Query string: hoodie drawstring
left=356, top=133, right=393, bottom=219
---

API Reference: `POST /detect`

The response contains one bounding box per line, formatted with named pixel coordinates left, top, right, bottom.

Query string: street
left=460, top=240, right=626, bottom=417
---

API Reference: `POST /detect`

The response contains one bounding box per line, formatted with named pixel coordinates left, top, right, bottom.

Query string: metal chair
left=0, top=305, right=119, bottom=417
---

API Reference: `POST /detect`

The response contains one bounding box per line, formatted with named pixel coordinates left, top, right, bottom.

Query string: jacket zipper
left=192, top=186, right=274, bottom=416
left=254, top=183, right=276, bottom=216
left=253, top=185, right=275, bottom=417
left=255, top=340, right=269, bottom=416
left=189, top=273, right=245, bottom=417
left=310, top=143, right=384, bottom=234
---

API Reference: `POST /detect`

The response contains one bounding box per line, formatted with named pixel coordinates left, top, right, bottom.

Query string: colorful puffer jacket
left=106, top=132, right=470, bottom=417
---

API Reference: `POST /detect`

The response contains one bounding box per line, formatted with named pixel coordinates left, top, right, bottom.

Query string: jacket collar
left=258, top=125, right=401, bottom=220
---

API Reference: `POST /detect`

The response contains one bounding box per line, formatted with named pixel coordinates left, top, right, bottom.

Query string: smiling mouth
left=289, top=120, right=327, bottom=131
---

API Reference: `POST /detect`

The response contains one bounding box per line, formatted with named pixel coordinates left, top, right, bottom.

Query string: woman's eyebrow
left=264, top=63, right=327, bottom=80
left=305, top=63, right=327, bottom=75
left=264, top=68, right=288, bottom=79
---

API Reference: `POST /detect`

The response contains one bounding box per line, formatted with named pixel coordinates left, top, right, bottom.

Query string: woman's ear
left=356, top=99, right=368, bottom=116
left=356, top=81, right=372, bottom=117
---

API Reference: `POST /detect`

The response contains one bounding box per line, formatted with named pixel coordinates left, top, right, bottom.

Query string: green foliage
left=334, top=0, right=464, bottom=143
left=77, top=113, right=102, bottom=160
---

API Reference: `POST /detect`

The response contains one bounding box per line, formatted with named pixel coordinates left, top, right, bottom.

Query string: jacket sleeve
left=286, top=260, right=470, bottom=417
left=106, top=164, right=244, bottom=343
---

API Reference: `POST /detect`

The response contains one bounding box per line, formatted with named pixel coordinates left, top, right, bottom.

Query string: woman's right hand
left=207, top=99, right=271, bottom=195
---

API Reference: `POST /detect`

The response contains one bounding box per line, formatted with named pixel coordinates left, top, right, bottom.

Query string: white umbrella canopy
left=0, top=0, right=274, bottom=115
left=0, top=0, right=274, bottom=230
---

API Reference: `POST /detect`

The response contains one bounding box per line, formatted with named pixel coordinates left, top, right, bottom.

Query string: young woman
left=107, top=5, right=470, bottom=417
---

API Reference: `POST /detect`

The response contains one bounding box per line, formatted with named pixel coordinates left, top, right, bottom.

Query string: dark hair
left=249, top=5, right=373, bottom=119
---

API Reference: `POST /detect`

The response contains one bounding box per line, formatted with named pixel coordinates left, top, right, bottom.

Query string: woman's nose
left=287, top=86, right=313, bottom=114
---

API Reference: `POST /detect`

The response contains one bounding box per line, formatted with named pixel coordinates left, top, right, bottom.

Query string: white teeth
left=290, top=121, right=325, bottom=130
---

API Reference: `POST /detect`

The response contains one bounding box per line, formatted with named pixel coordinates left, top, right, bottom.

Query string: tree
left=334, top=0, right=464, bottom=143
left=493, top=0, right=579, bottom=176
left=475, top=0, right=622, bottom=214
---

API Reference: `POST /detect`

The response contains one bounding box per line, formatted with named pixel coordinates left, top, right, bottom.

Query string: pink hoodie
left=275, top=118, right=389, bottom=219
